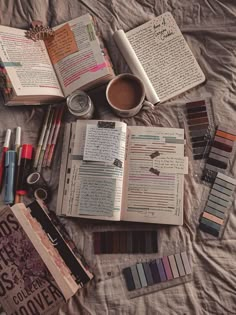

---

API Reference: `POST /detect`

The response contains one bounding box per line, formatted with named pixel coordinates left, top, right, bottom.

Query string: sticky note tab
left=44, top=23, right=78, bottom=64
left=174, top=253, right=185, bottom=277
left=168, top=255, right=179, bottom=279
left=180, top=252, right=191, bottom=275
left=136, top=263, right=148, bottom=287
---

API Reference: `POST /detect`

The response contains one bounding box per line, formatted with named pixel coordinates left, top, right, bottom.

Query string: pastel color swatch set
left=203, top=126, right=236, bottom=182
left=123, top=251, right=191, bottom=292
left=184, top=100, right=212, bottom=160
left=93, top=231, right=158, bottom=254
left=199, top=172, right=236, bottom=237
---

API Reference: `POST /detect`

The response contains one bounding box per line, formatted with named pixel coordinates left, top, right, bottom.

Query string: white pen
left=15, top=126, right=21, bottom=153
left=34, top=106, right=52, bottom=168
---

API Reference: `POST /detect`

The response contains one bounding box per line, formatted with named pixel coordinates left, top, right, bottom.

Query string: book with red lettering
left=0, top=200, right=93, bottom=315
left=0, top=13, right=114, bottom=105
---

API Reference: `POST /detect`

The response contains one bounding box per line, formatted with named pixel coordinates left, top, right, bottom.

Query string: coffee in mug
left=106, top=73, right=154, bottom=117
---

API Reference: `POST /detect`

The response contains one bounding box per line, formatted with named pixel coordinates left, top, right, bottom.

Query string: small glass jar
left=66, top=90, right=94, bottom=119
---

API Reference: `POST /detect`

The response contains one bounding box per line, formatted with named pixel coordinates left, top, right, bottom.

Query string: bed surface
left=1, top=1, right=236, bottom=314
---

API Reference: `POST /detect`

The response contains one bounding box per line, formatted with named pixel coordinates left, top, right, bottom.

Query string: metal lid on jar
left=66, top=90, right=91, bottom=116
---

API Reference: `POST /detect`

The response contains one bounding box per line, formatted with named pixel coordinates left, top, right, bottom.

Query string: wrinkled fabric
left=0, top=1, right=236, bottom=314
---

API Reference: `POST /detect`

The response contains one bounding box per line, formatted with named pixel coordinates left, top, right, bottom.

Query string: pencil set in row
left=34, top=105, right=64, bottom=172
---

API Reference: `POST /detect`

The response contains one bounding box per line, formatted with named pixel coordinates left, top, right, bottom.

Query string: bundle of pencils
left=34, top=105, right=64, bottom=172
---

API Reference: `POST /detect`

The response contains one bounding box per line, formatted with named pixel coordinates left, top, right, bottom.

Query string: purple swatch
left=162, top=256, right=173, bottom=280
left=149, top=260, right=161, bottom=283
left=156, top=259, right=166, bottom=282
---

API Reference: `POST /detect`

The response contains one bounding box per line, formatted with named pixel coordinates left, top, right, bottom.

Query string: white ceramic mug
left=106, top=73, right=154, bottom=118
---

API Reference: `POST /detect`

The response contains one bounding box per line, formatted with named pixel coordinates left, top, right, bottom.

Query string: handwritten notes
left=44, top=23, right=78, bottom=65
left=153, top=156, right=186, bottom=174
left=78, top=177, right=116, bottom=216
left=83, top=125, right=123, bottom=163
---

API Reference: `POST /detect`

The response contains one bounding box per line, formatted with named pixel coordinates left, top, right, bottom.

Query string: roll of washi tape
left=26, top=171, right=50, bottom=202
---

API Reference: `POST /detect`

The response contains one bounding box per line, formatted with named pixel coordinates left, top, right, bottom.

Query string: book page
left=121, top=126, right=185, bottom=225
left=0, top=26, right=63, bottom=97
left=65, top=120, right=127, bottom=221
left=126, top=12, right=205, bottom=103
left=113, top=30, right=159, bottom=104
left=51, top=14, right=111, bottom=96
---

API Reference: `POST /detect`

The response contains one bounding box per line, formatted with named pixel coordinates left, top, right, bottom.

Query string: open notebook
left=57, top=120, right=188, bottom=225
left=113, top=12, right=205, bottom=104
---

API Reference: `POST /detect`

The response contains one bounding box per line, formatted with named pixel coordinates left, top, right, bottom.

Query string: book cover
left=0, top=206, right=64, bottom=315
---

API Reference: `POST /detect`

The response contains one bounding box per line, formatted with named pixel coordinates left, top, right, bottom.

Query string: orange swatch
left=216, top=130, right=236, bottom=141
left=202, top=212, right=224, bottom=225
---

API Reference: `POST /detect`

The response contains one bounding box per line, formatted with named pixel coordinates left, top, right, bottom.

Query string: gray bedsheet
left=1, top=0, right=236, bottom=314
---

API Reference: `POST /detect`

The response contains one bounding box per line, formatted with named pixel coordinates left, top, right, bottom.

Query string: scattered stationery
left=0, top=128, right=11, bottom=191
left=0, top=14, right=114, bottom=105
left=93, top=230, right=158, bottom=254
left=199, top=172, right=236, bottom=237
left=113, top=12, right=205, bottom=104
left=57, top=120, right=188, bottom=225
left=34, top=106, right=52, bottom=168
left=202, top=126, right=236, bottom=183
left=122, top=251, right=191, bottom=297
left=0, top=200, right=93, bottom=315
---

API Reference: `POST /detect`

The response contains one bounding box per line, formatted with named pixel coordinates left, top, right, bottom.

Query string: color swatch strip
left=93, top=231, right=158, bottom=254
left=184, top=100, right=212, bottom=160
left=203, top=126, right=236, bottom=182
left=123, top=251, right=191, bottom=291
left=199, top=172, right=236, bottom=236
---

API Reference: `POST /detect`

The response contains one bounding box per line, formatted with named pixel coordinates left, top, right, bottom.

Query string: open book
left=0, top=200, right=93, bottom=315
left=0, top=14, right=114, bottom=105
left=57, top=120, right=188, bottom=225
left=113, top=12, right=205, bottom=104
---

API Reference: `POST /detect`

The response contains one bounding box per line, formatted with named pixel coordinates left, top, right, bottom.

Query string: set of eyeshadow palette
left=122, top=251, right=192, bottom=298
left=199, top=172, right=236, bottom=237
left=202, top=126, right=236, bottom=183
left=93, top=231, right=158, bottom=254
left=181, top=99, right=215, bottom=161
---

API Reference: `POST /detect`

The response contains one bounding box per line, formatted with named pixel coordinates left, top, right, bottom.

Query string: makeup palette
left=202, top=126, right=236, bottom=183
left=122, top=251, right=191, bottom=293
left=93, top=230, right=158, bottom=254
left=199, top=172, right=236, bottom=237
left=183, top=99, right=214, bottom=161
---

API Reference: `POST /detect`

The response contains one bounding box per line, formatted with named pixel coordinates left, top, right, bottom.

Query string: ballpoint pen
left=43, top=107, right=59, bottom=167
left=4, top=150, right=16, bottom=205
left=47, top=106, right=64, bottom=167
left=33, top=106, right=51, bottom=169
left=0, top=129, right=11, bottom=192
left=37, top=109, right=55, bottom=172
left=15, top=126, right=21, bottom=154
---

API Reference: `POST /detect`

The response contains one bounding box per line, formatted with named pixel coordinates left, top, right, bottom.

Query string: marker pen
left=16, top=144, right=33, bottom=196
left=4, top=150, right=16, bottom=204
left=0, top=129, right=11, bottom=192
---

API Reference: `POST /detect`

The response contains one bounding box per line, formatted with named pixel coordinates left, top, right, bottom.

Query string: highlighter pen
left=37, top=109, right=55, bottom=172
left=16, top=144, right=33, bottom=196
left=4, top=150, right=16, bottom=205
left=47, top=106, right=64, bottom=167
left=33, top=106, right=52, bottom=169
left=0, top=129, right=11, bottom=192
